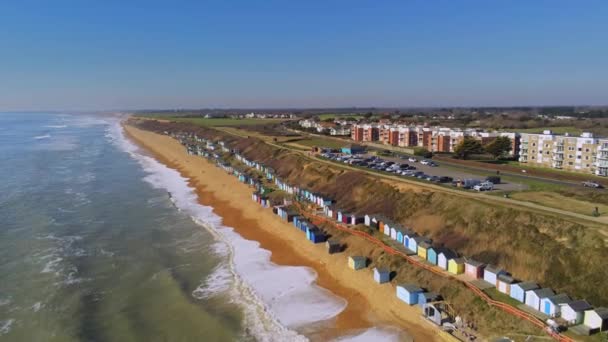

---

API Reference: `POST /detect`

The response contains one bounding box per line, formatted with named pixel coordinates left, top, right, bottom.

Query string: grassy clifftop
left=132, top=119, right=608, bottom=337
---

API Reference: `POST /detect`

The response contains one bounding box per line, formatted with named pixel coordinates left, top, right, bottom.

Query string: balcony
left=600, top=144, right=608, bottom=151
left=598, top=151, right=608, bottom=159
left=552, top=155, right=564, bottom=161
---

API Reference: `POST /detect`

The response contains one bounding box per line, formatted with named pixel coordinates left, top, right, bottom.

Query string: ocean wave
left=34, top=134, right=51, bottom=140
left=31, top=302, right=44, bottom=312
left=192, top=264, right=232, bottom=299
left=44, top=125, right=67, bottom=128
left=0, top=319, right=15, bottom=335
left=334, top=327, right=408, bottom=342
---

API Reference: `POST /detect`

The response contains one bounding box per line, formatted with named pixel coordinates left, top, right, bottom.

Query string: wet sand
left=124, top=124, right=445, bottom=342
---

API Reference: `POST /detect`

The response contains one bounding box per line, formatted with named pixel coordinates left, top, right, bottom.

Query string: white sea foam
left=0, top=298, right=11, bottom=307
left=34, top=134, right=51, bottom=140
left=31, top=302, right=44, bottom=312
left=108, top=120, right=349, bottom=341
left=334, top=327, right=409, bottom=342
left=0, top=319, right=15, bottom=335
left=192, top=264, right=232, bottom=299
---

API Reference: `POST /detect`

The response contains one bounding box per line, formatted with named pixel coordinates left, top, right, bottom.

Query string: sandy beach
left=124, top=124, right=445, bottom=342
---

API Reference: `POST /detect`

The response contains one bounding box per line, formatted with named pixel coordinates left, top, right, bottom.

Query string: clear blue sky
left=1, top=0, right=607, bottom=111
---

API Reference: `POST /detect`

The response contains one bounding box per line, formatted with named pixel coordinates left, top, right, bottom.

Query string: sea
left=0, top=112, right=403, bottom=342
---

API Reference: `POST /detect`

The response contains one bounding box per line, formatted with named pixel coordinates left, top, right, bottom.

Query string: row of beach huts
left=173, top=131, right=607, bottom=335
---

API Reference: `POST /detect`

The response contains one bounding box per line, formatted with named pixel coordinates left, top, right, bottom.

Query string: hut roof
left=497, top=274, right=516, bottom=284
left=418, top=241, right=432, bottom=249
left=485, top=264, right=504, bottom=274
left=530, top=288, right=555, bottom=298
left=420, top=292, right=441, bottom=301
left=399, top=284, right=423, bottom=293
left=546, top=294, right=571, bottom=305
left=464, top=259, right=485, bottom=267
left=438, top=248, right=458, bottom=259
left=515, top=282, right=539, bottom=291
left=374, top=267, right=390, bottom=274
left=450, top=257, right=465, bottom=264
left=567, top=300, right=592, bottom=312
left=327, top=240, right=341, bottom=247
left=350, top=256, right=366, bottom=263
left=592, top=307, right=608, bottom=319
left=413, top=236, right=431, bottom=244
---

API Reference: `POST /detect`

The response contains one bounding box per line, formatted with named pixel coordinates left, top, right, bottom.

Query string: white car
left=408, top=157, right=417, bottom=163
left=473, top=181, right=494, bottom=191
left=420, top=159, right=431, bottom=165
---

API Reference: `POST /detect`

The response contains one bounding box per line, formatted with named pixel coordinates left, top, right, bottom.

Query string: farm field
left=516, top=126, right=583, bottom=135
left=145, top=116, right=288, bottom=127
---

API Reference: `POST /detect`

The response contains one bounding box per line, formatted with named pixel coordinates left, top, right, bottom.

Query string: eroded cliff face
left=133, top=118, right=608, bottom=308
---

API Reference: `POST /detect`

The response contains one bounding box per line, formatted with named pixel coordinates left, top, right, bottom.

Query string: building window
left=531, top=157, right=535, bottom=160
left=569, top=162, right=573, bottom=165
left=585, top=156, right=589, bottom=160
left=585, top=148, right=590, bottom=152
left=568, top=155, right=573, bottom=158
left=532, top=143, right=536, bottom=146
left=568, top=146, right=574, bottom=151
left=577, top=156, right=581, bottom=159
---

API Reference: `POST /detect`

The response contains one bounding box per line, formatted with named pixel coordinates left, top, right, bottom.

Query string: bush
left=413, top=147, right=432, bottom=158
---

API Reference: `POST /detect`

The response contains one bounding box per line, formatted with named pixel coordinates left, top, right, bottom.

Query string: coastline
left=123, top=123, right=444, bottom=342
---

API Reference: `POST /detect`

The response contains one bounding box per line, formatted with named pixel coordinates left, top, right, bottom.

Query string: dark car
left=439, top=176, right=453, bottom=183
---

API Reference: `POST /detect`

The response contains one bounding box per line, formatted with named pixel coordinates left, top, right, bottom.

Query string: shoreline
left=123, top=123, right=444, bottom=341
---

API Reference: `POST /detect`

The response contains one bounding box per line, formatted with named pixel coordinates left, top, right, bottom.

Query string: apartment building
left=597, top=139, right=608, bottom=176
left=519, top=131, right=598, bottom=174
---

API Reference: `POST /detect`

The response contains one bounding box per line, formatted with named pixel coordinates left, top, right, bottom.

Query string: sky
left=1, top=0, right=607, bottom=111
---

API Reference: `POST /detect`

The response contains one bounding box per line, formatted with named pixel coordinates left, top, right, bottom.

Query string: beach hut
left=348, top=256, right=367, bottom=270
left=426, top=247, right=438, bottom=265
left=396, top=284, right=424, bottom=305
left=437, top=249, right=458, bottom=271
left=348, top=214, right=364, bottom=225
left=364, top=214, right=373, bottom=226
left=417, top=241, right=431, bottom=260
left=497, top=274, right=517, bottom=295
left=309, top=229, right=326, bottom=243
left=396, top=229, right=405, bottom=244
left=525, top=288, right=555, bottom=311
left=336, top=211, right=343, bottom=223
left=341, top=213, right=349, bottom=225
left=464, top=259, right=485, bottom=279
left=418, top=292, right=441, bottom=306
left=326, top=240, right=341, bottom=254
left=510, top=282, right=539, bottom=303
left=562, top=300, right=593, bottom=325
left=448, top=258, right=465, bottom=275
left=403, top=232, right=419, bottom=252
left=584, top=307, right=608, bottom=333
left=373, top=268, right=390, bottom=284
left=541, top=294, right=571, bottom=317
left=410, top=236, right=430, bottom=255
left=390, top=226, right=398, bottom=240
left=483, top=265, right=506, bottom=286
left=370, top=216, right=380, bottom=230
left=383, top=221, right=392, bottom=236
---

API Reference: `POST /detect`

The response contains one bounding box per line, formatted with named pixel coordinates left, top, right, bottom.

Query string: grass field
left=510, top=191, right=608, bottom=217
left=144, top=116, right=287, bottom=127
left=290, top=138, right=348, bottom=149
left=316, top=113, right=366, bottom=120
left=517, top=126, right=583, bottom=135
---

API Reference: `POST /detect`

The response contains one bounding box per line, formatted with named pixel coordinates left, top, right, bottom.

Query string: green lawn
left=517, top=126, right=583, bottom=135
left=316, top=113, right=365, bottom=120
left=291, top=138, right=348, bottom=149
left=143, top=116, right=287, bottom=127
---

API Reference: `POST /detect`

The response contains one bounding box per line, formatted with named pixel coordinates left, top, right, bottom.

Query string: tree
left=484, top=136, right=512, bottom=159
left=413, top=147, right=432, bottom=158
left=363, top=112, right=373, bottom=119
left=454, top=137, right=483, bottom=159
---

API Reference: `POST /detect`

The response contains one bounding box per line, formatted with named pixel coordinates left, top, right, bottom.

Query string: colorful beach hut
left=497, top=274, right=517, bottom=295
left=510, top=282, right=538, bottom=303
left=483, top=265, right=506, bottom=286
left=426, top=247, right=438, bottom=265
left=418, top=292, right=441, bottom=306
left=326, top=240, right=341, bottom=254
left=403, top=232, right=419, bottom=252
left=584, top=307, right=608, bottom=333
left=562, top=300, right=593, bottom=325
left=448, top=258, right=465, bottom=275
left=373, top=268, right=390, bottom=284
left=437, top=249, right=457, bottom=271
left=525, top=288, right=555, bottom=311
left=417, top=241, right=431, bottom=260
left=348, top=256, right=367, bottom=270
left=396, top=284, right=424, bottom=305
left=541, top=294, right=571, bottom=317
left=464, top=259, right=485, bottom=279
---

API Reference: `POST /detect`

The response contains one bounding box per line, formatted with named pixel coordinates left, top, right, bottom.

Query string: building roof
left=514, top=282, right=539, bottom=291
left=530, top=288, right=555, bottom=298
left=327, top=240, right=341, bottom=247
left=485, top=264, right=505, bottom=274
left=398, top=284, right=423, bottom=293
left=374, top=267, right=390, bottom=274
left=349, top=256, right=366, bottom=262
left=567, top=300, right=593, bottom=312
left=465, top=259, right=485, bottom=267
left=450, top=258, right=465, bottom=264
left=438, top=248, right=458, bottom=259
left=413, top=236, right=431, bottom=244
left=546, top=294, right=571, bottom=305
left=590, top=307, right=608, bottom=319
left=497, top=274, right=516, bottom=284
left=418, top=241, right=432, bottom=249
left=420, top=292, right=441, bottom=300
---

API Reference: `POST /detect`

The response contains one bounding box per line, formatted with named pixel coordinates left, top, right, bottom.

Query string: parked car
left=460, top=179, right=482, bottom=189
left=408, top=157, right=417, bottom=163
left=438, top=176, right=453, bottom=183
left=420, top=159, right=431, bottom=165
left=473, top=181, right=494, bottom=191
left=427, top=161, right=438, bottom=167
left=416, top=173, right=427, bottom=179
left=486, top=176, right=501, bottom=184
left=582, top=181, right=603, bottom=188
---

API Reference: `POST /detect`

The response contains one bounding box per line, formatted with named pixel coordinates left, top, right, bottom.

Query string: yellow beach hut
left=448, top=258, right=465, bottom=275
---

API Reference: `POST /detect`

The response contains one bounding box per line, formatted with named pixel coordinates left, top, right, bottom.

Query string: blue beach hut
left=373, top=268, right=390, bottom=284
left=396, top=284, right=424, bottom=305
left=427, top=247, right=438, bottom=265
